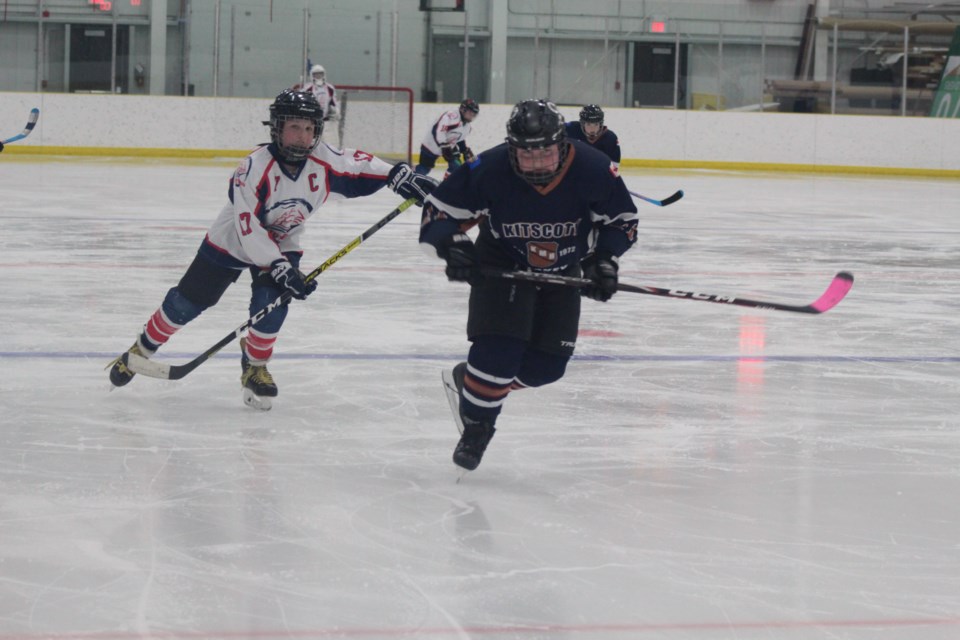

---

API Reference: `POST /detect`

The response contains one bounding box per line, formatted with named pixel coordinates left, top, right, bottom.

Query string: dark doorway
left=70, top=24, right=129, bottom=93
left=431, top=36, right=487, bottom=104
left=632, top=43, right=688, bottom=108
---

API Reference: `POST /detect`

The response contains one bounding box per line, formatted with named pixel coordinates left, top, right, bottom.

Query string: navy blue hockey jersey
left=564, top=122, right=621, bottom=167
left=420, top=140, right=638, bottom=273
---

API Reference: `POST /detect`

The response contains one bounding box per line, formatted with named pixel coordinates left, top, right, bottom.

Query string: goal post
left=336, top=86, right=415, bottom=164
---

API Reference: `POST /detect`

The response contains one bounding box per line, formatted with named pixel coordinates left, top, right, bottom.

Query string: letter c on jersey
left=308, top=173, right=321, bottom=192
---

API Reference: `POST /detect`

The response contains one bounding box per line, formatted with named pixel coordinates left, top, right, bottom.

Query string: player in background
left=414, top=99, right=480, bottom=177
left=107, top=90, right=437, bottom=410
left=294, top=64, right=340, bottom=147
left=419, top=99, right=638, bottom=471
left=564, top=104, right=621, bottom=174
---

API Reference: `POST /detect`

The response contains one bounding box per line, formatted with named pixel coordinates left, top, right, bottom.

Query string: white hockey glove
left=387, top=163, right=438, bottom=205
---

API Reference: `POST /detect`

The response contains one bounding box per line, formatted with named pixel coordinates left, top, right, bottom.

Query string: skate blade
left=441, top=369, right=465, bottom=435
left=242, top=388, right=273, bottom=411
left=455, top=468, right=469, bottom=484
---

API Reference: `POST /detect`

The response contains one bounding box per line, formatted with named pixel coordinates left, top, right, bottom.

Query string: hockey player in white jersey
left=107, top=89, right=436, bottom=410
left=414, top=99, right=479, bottom=176
left=294, top=64, right=339, bottom=147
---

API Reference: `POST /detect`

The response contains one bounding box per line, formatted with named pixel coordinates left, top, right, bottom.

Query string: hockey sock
left=243, top=328, right=277, bottom=365
left=140, top=285, right=210, bottom=351
left=461, top=336, right=527, bottom=422
left=141, top=307, right=184, bottom=351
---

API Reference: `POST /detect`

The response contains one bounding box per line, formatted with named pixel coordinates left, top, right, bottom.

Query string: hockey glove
left=581, top=252, right=619, bottom=302
left=437, top=233, right=479, bottom=283
left=462, top=147, right=476, bottom=163
left=387, top=163, right=438, bottom=205
left=269, top=259, right=317, bottom=301
left=441, top=146, right=458, bottom=163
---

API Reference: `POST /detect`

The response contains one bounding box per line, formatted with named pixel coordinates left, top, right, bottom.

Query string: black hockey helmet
left=266, top=89, right=324, bottom=162
left=579, top=104, right=604, bottom=125
left=459, top=98, right=480, bottom=123
left=505, top=99, right=569, bottom=185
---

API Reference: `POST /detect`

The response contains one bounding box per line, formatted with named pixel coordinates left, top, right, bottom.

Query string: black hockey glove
left=581, top=252, right=619, bottom=302
left=270, top=259, right=317, bottom=301
left=437, top=233, right=479, bottom=283
left=462, top=147, right=476, bottom=163
left=387, top=163, right=438, bottom=205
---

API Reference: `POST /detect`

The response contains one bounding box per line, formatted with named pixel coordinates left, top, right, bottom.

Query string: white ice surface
left=0, top=157, right=958, bottom=639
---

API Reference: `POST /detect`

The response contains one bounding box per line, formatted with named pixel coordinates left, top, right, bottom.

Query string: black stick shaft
left=484, top=268, right=854, bottom=315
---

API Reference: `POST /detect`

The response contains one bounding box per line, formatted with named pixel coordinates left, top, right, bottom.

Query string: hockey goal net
left=336, top=86, right=414, bottom=164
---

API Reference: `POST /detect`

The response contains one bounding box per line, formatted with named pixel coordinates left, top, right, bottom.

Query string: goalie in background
left=414, top=98, right=480, bottom=177
left=106, top=89, right=437, bottom=410
left=294, top=64, right=340, bottom=147
left=564, top=104, right=621, bottom=175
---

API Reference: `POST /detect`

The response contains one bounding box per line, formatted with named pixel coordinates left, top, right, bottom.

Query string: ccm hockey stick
left=628, top=189, right=684, bottom=207
left=123, top=197, right=419, bottom=380
left=484, top=268, right=854, bottom=315
left=2, top=108, right=40, bottom=144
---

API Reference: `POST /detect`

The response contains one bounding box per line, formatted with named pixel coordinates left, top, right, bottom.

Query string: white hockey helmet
left=310, top=64, right=326, bottom=85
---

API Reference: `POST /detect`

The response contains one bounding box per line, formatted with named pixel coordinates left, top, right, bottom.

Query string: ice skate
left=453, top=415, right=496, bottom=472
left=106, top=341, right=152, bottom=388
left=441, top=361, right=467, bottom=434
left=240, top=337, right=277, bottom=411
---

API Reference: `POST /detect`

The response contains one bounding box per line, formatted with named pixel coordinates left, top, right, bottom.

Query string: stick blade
left=659, top=190, right=684, bottom=206
left=123, top=352, right=174, bottom=380
left=807, top=271, right=854, bottom=313
left=27, top=108, right=40, bottom=127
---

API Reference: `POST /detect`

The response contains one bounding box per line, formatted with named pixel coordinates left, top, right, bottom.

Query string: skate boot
left=106, top=341, right=153, bottom=388
left=453, top=415, right=496, bottom=471
left=441, top=362, right=468, bottom=434
left=240, top=337, right=277, bottom=411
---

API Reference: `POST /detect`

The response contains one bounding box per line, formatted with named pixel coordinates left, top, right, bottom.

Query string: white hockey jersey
left=420, top=109, right=472, bottom=156
left=199, top=143, right=394, bottom=270
left=294, top=81, right=338, bottom=119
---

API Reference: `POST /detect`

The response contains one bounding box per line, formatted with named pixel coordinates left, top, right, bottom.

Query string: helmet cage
left=506, top=99, right=569, bottom=185
left=268, top=90, right=324, bottom=162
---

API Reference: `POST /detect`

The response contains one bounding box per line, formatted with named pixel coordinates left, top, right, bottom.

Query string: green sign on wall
left=930, top=27, right=960, bottom=117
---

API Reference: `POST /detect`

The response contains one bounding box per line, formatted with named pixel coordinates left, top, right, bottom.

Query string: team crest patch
left=526, top=241, right=559, bottom=268
left=264, top=198, right=311, bottom=241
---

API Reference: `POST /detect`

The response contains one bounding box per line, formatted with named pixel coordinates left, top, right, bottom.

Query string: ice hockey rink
left=0, top=156, right=958, bottom=640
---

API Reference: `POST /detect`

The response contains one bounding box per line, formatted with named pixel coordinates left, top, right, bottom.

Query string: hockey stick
left=122, top=197, right=419, bottom=381
left=483, top=268, right=854, bottom=315
left=2, top=108, right=40, bottom=144
left=628, top=189, right=683, bottom=207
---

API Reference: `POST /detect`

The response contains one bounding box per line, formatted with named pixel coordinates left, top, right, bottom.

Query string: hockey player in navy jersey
left=107, top=89, right=437, bottom=410
left=420, top=98, right=639, bottom=471
left=564, top=104, right=621, bottom=175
